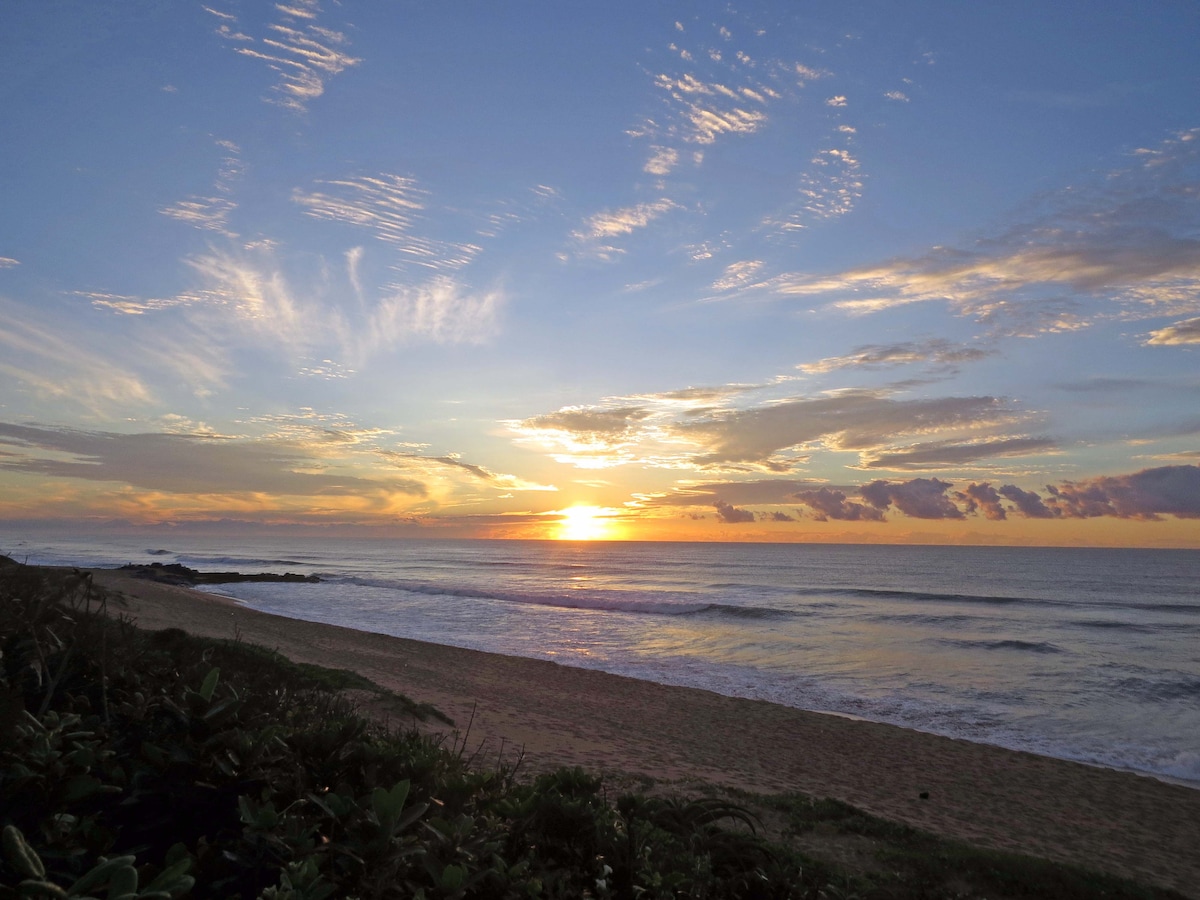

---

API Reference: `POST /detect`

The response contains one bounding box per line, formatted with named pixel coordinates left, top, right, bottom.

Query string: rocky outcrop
left=117, top=562, right=319, bottom=585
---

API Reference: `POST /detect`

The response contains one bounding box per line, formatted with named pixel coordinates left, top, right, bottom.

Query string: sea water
left=6, top=535, right=1198, bottom=787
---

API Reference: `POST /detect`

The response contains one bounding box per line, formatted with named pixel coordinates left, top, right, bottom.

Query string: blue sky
left=1, top=0, right=1198, bottom=544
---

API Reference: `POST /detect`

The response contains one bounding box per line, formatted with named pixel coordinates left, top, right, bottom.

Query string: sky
left=1, top=0, right=1199, bottom=546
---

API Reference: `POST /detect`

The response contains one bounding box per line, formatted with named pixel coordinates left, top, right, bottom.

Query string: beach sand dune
left=91, top=570, right=1200, bottom=897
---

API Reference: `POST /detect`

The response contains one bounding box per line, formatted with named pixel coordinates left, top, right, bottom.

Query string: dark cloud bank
left=700, top=465, right=1200, bottom=524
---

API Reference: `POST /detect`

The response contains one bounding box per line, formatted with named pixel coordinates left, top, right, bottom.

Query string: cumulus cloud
left=1046, top=465, right=1200, bottom=519
left=955, top=482, right=1008, bottom=520
left=777, top=128, right=1200, bottom=333
left=794, top=486, right=884, bottom=521
left=998, top=483, right=1057, bottom=518
left=861, top=477, right=964, bottom=519
left=714, top=499, right=755, bottom=522
left=880, top=468, right=1200, bottom=521
left=1145, top=317, right=1200, bottom=345
left=635, top=467, right=1200, bottom=525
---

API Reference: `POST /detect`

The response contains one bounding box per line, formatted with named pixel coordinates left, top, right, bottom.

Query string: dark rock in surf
left=117, top=561, right=319, bottom=585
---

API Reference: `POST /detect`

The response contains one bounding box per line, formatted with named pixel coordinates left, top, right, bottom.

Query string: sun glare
left=556, top=505, right=616, bottom=540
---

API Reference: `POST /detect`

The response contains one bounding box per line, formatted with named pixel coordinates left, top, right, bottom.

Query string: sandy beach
left=90, top=568, right=1200, bottom=897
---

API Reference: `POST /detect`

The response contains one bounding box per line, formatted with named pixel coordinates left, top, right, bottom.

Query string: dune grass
left=0, top=556, right=1187, bottom=899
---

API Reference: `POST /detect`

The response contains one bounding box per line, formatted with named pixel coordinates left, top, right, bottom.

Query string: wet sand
left=92, top=569, right=1200, bottom=897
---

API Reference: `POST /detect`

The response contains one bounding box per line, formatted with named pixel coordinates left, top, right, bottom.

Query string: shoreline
left=89, top=567, right=1200, bottom=897
left=188, top=580, right=1199, bottom=795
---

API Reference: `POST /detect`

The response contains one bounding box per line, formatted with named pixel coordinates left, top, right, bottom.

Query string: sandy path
left=92, top=570, right=1200, bottom=897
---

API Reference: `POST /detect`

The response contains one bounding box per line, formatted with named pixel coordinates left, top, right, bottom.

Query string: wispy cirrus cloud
left=293, top=174, right=482, bottom=273
left=379, top=450, right=556, bottom=495
left=182, top=249, right=319, bottom=351
left=799, top=338, right=994, bottom=374
left=576, top=199, right=680, bottom=240
left=85, top=236, right=503, bottom=369
left=183, top=249, right=500, bottom=355
left=772, top=128, right=1200, bottom=334
left=0, top=300, right=153, bottom=413
left=160, top=139, right=243, bottom=236
left=366, top=276, right=502, bottom=349
left=294, top=174, right=424, bottom=241
left=74, top=292, right=180, bottom=316
left=207, top=1, right=360, bottom=112
left=712, top=260, right=765, bottom=291
left=571, top=199, right=680, bottom=259
left=0, top=258, right=19, bottom=269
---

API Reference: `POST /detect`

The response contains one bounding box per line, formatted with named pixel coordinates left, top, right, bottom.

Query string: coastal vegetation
left=0, top=557, right=1185, bottom=899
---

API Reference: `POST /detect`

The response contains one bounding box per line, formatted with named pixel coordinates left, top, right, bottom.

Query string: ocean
left=6, top=535, right=1199, bottom=788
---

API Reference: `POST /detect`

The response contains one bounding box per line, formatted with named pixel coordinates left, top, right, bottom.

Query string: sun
left=555, top=505, right=618, bottom=541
